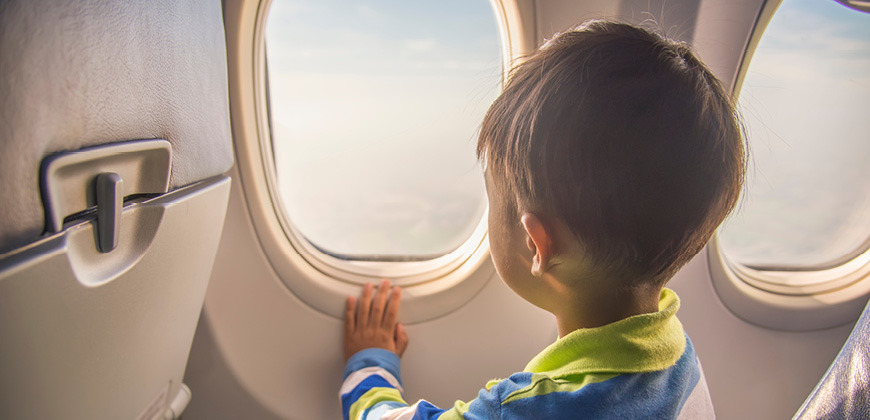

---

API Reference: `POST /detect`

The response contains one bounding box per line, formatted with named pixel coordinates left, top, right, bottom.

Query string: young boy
left=340, top=20, right=744, bottom=420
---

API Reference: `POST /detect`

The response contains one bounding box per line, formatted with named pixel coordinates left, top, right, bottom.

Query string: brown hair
left=478, top=20, right=745, bottom=285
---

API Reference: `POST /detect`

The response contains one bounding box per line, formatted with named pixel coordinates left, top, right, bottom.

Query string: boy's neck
left=551, top=281, right=663, bottom=338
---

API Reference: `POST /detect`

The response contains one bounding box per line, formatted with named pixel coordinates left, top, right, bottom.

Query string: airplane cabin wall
left=183, top=0, right=858, bottom=419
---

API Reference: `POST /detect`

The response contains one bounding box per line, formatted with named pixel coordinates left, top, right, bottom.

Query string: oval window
left=718, top=0, right=870, bottom=274
left=263, top=0, right=503, bottom=261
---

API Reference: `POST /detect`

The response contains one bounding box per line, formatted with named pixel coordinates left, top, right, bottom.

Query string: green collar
left=524, top=288, right=686, bottom=378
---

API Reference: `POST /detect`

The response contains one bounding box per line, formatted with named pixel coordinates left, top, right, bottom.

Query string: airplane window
left=718, top=0, right=870, bottom=272
left=263, top=0, right=502, bottom=260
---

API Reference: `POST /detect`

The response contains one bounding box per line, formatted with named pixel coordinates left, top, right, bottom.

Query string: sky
left=264, top=0, right=502, bottom=257
left=718, top=0, right=870, bottom=269
left=264, top=0, right=870, bottom=269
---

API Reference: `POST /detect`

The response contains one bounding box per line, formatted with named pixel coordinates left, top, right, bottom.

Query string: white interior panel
left=183, top=1, right=860, bottom=419
left=184, top=168, right=557, bottom=420
left=669, top=254, right=852, bottom=420
left=186, top=166, right=853, bottom=420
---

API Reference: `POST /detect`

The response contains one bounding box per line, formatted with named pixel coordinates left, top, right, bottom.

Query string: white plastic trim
left=708, top=236, right=870, bottom=331
left=164, top=384, right=192, bottom=419
left=228, top=0, right=534, bottom=322
left=706, top=0, right=870, bottom=331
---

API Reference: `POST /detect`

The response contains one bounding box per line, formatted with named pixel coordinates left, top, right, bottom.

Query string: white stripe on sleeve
left=381, top=401, right=426, bottom=420
left=340, top=367, right=404, bottom=396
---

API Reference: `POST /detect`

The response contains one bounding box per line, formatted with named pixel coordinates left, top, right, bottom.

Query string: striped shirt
left=340, top=288, right=715, bottom=420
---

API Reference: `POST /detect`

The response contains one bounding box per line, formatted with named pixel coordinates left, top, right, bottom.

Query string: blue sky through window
left=719, top=0, right=870, bottom=269
left=265, top=0, right=502, bottom=257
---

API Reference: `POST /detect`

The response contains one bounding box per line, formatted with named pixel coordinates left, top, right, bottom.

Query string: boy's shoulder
left=483, top=334, right=713, bottom=419
left=480, top=289, right=713, bottom=419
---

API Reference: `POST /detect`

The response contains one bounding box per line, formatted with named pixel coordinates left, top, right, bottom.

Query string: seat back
left=794, top=298, right=870, bottom=419
left=0, top=1, right=233, bottom=419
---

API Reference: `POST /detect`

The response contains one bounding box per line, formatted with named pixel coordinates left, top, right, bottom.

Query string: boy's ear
left=521, top=213, right=552, bottom=277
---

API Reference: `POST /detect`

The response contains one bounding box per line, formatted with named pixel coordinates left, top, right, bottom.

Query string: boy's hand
left=344, top=279, right=409, bottom=362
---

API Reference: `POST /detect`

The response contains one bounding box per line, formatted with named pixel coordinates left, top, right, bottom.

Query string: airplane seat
left=794, top=297, right=870, bottom=419
left=0, top=1, right=233, bottom=419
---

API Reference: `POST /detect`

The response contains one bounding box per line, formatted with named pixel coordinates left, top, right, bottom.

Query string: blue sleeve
left=343, top=348, right=402, bottom=385
left=340, top=348, right=409, bottom=420
left=339, top=348, right=507, bottom=420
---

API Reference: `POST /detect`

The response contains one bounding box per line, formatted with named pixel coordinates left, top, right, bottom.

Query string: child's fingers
left=357, top=282, right=373, bottom=328
left=395, top=323, right=409, bottom=357
left=382, top=286, right=401, bottom=328
left=370, top=279, right=390, bottom=325
left=344, top=296, right=356, bottom=334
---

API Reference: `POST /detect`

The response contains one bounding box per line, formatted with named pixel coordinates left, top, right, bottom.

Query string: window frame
left=260, top=0, right=506, bottom=282
left=708, top=0, right=870, bottom=331
left=230, top=0, right=536, bottom=322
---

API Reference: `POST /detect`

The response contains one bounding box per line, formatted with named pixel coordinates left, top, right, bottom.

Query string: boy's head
left=479, top=20, right=745, bottom=288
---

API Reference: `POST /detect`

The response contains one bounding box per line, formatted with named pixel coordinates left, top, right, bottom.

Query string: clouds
left=750, top=0, right=870, bottom=84
left=264, top=0, right=501, bottom=257
left=721, top=0, right=870, bottom=268
left=402, top=38, right=438, bottom=51
left=355, top=4, right=385, bottom=21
